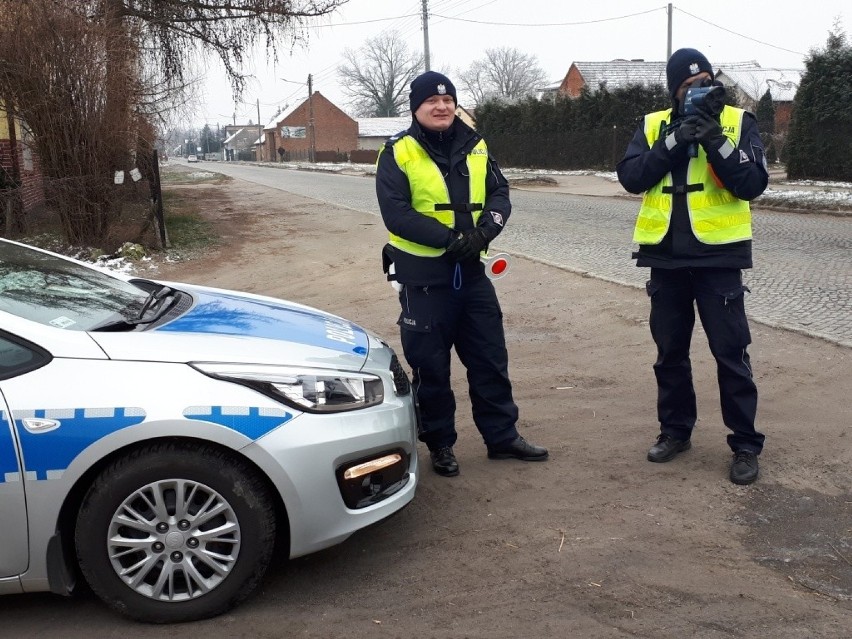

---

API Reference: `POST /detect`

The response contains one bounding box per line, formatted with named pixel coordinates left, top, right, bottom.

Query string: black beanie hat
left=409, top=71, right=457, bottom=113
left=666, top=48, right=713, bottom=98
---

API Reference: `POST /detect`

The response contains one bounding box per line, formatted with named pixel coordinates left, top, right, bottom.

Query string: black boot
left=647, top=434, right=691, bottom=463
left=430, top=447, right=459, bottom=476
left=487, top=436, right=548, bottom=461
left=730, top=450, right=759, bottom=485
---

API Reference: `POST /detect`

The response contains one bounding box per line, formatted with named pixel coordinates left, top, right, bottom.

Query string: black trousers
left=396, top=277, right=519, bottom=451
left=646, top=267, right=764, bottom=454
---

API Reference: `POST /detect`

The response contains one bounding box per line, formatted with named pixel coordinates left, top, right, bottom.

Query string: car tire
left=75, top=441, right=276, bottom=623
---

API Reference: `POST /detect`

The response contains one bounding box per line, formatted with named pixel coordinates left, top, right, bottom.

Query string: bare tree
left=338, top=32, right=424, bottom=117
left=0, top=1, right=142, bottom=244
left=0, top=0, right=347, bottom=246
left=459, top=47, right=549, bottom=107
left=103, top=0, right=348, bottom=96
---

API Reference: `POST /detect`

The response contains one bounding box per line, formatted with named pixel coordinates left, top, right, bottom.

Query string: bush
left=476, top=84, right=672, bottom=170
left=786, top=27, right=852, bottom=180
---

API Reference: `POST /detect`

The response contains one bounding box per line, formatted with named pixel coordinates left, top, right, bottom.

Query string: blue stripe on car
left=183, top=405, right=292, bottom=439
left=5, top=405, right=291, bottom=483
left=15, top=407, right=146, bottom=481
left=0, top=411, right=21, bottom=483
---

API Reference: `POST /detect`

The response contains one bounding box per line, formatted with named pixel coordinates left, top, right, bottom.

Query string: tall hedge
left=786, top=28, right=852, bottom=180
left=476, top=84, right=673, bottom=170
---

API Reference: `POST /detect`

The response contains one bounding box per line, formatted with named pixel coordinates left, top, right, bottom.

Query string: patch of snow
left=93, top=255, right=135, bottom=275
left=761, top=189, right=852, bottom=205
left=782, top=179, right=852, bottom=189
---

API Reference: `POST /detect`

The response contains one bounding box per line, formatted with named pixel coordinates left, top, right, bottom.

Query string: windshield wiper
left=91, top=284, right=177, bottom=331
left=134, top=284, right=176, bottom=322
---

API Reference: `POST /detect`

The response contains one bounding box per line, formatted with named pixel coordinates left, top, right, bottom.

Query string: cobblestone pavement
left=498, top=191, right=852, bottom=347
left=184, top=161, right=852, bottom=348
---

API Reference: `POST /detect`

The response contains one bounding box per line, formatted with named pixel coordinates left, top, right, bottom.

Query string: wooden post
left=149, top=149, right=168, bottom=248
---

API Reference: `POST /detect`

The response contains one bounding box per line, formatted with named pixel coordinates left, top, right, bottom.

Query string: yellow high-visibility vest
left=633, top=105, right=752, bottom=245
left=380, top=135, right=488, bottom=256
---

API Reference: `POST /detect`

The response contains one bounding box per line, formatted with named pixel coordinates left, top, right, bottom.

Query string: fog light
left=343, top=454, right=402, bottom=480
left=337, top=449, right=409, bottom=509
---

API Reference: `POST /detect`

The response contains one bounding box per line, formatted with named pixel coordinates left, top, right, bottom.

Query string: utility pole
left=421, top=0, right=431, bottom=72
left=307, top=73, right=316, bottom=163
left=666, top=3, right=672, bottom=59
left=256, top=98, right=262, bottom=161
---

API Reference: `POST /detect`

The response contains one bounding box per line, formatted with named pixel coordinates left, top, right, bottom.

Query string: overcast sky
left=192, top=0, right=848, bottom=128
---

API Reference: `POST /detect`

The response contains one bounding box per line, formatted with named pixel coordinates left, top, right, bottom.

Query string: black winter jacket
left=375, top=117, right=512, bottom=286
left=616, top=108, right=768, bottom=269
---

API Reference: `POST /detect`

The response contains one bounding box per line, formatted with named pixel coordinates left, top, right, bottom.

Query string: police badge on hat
left=437, top=83, right=447, bottom=95
left=689, top=62, right=699, bottom=75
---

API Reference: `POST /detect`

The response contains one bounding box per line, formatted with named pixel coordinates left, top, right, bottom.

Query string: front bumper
left=244, top=387, right=418, bottom=558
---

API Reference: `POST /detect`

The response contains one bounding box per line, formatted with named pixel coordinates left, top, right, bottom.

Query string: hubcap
left=107, top=478, right=241, bottom=601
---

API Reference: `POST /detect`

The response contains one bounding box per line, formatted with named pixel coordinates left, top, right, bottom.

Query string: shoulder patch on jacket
left=384, top=130, right=411, bottom=149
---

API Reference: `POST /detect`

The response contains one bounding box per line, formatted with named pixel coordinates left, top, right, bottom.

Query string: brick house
left=261, top=92, right=358, bottom=162
left=0, top=103, right=44, bottom=214
left=550, top=59, right=800, bottom=134
left=253, top=94, right=482, bottom=163
left=557, top=60, right=668, bottom=97
left=714, top=66, right=801, bottom=134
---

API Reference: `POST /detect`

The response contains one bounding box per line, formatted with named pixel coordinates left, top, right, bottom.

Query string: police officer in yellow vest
left=376, top=71, right=548, bottom=477
left=617, top=48, right=768, bottom=485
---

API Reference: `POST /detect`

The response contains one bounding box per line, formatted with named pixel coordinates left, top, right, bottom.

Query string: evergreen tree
left=756, top=89, right=776, bottom=135
left=787, top=24, right=852, bottom=180
left=199, top=124, right=220, bottom=154
left=756, top=89, right=777, bottom=163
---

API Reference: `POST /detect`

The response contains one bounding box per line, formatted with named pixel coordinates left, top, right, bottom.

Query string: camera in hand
left=683, top=85, right=726, bottom=117
left=681, top=83, right=726, bottom=158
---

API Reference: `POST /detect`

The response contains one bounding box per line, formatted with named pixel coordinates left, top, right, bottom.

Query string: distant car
left=187, top=154, right=198, bottom=162
left=0, top=238, right=418, bottom=622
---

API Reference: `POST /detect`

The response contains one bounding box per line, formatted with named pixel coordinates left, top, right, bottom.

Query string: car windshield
left=0, top=241, right=148, bottom=330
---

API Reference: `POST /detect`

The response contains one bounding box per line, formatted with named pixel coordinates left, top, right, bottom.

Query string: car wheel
left=75, top=441, right=276, bottom=623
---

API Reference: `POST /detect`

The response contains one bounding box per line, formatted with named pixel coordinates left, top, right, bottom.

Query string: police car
left=0, top=238, right=418, bottom=622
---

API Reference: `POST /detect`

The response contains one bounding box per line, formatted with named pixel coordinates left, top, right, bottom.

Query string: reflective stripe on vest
left=633, top=106, right=752, bottom=245
left=381, top=135, right=488, bottom=257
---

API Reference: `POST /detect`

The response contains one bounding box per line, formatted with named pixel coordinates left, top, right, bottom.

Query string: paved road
left=190, top=162, right=852, bottom=347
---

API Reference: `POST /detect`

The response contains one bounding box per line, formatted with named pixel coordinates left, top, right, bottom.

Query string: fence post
left=149, top=149, right=169, bottom=248
left=4, top=196, right=11, bottom=237
left=611, top=125, right=618, bottom=168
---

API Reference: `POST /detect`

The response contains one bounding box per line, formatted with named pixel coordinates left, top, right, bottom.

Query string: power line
left=674, top=7, right=805, bottom=57
left=432, top=0, right=500, bottom=25
left=429, top=6, right=666, bottom=27
left=307, top=12, right=420, bottom=27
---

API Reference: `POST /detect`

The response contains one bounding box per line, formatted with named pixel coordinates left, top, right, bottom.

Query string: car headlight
left=191, top=363, right=384, bottom=413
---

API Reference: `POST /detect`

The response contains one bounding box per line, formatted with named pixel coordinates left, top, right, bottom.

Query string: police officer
left=375, top=71, right=548, bottom=477
left=616, top=48, right=768, bottom=485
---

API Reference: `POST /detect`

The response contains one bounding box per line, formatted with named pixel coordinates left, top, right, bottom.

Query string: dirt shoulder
left=145, top=174, right=850, bottom=637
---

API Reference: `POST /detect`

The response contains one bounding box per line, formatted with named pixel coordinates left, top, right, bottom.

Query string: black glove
left=694, top=108, right=723, bottom=146
left=673, top=116, right=699, bottom=147
left=445, top=228, right=488, bottom=263
left=462, top=227, right=489, bottom=259
left=445, top=231, right=472, bottom=262
left=476, top=212, right=503, bottom=242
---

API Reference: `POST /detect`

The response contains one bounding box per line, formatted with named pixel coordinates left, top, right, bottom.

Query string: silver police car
left=0, top=238, right=418, bottom=622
